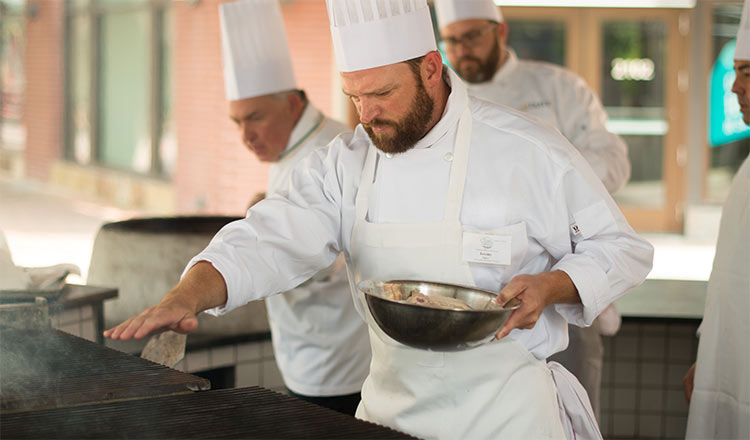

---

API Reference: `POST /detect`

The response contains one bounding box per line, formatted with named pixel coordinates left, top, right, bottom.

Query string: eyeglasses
left=442, top=23, right=496, bottom=50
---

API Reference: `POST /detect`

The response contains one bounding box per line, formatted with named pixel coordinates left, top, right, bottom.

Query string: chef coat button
left=385, top=153, right=393, bottom=159
left=444, top=152, right=453, bottom=162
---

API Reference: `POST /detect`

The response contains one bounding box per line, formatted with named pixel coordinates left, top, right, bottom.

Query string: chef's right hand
left=103, top=298, right=199, bottom=341
left=104, top=261, right=227, bottom=341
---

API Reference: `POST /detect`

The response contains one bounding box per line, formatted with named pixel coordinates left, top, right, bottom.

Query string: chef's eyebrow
left=342, top=84, right=397, bottom=98
left=738, top=63, right=750, bottom=72
left=230, top=111, right=259, bottom=124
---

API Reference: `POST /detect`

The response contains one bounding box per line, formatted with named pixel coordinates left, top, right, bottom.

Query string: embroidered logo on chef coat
left=519, top=101, right=551, bottom=112
left=571, top=223, right=581, bottom=236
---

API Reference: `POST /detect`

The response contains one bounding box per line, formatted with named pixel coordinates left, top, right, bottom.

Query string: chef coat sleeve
left=554, top=71, right=630, bottom=194
left=184, top=145, right=347, bottom=316
left=546, top=154, right=653, bottom=327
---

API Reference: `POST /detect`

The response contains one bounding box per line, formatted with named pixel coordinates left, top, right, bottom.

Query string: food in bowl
left=404, top=291, right=472, bottom=310
left=358, top=279, right=520, bottom=351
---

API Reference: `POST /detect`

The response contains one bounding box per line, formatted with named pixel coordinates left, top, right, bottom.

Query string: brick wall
left=174, top=0, right=337, bottom=215
left=283, top=0, right=337, bottom=118
left=23, top=0, right=64, bottom=181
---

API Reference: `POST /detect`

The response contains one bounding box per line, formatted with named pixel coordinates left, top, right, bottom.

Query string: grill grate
left=1, top=328, right=210, bottom=412
left=1, top=386, right=416, bottom=439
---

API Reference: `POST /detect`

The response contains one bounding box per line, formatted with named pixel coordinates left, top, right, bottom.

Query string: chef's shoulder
left=317, top=116, right=352, bottom=144
left=468, top=96, right=580, bottom=169
left=301, top=123, right=369, bottom=175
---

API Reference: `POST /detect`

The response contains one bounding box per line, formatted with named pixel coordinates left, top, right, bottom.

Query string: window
left=64, top=0, right=174, bottom=177
left=0, top=0, right=26, bottom=152
left=505, top=19, right=565, bottom=66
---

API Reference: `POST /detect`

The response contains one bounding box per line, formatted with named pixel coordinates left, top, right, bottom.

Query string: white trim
left=605, top=119, right=669, bottom=136
left=497, top=0, right=695, bottom=8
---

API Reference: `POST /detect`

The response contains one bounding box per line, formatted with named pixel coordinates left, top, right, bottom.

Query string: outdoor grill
left=1, top=327, right=413, bottom=439
left=0, top=327, right=210, bottom=413
left=1, top=386, right=415, bottom=439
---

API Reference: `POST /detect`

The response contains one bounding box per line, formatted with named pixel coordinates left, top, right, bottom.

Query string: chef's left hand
left=493, top=270, right=579, bottom=339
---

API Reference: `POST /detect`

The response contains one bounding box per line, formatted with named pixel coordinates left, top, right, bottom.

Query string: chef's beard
left=362, top=77, right=434, bottom=155
left=456, top=38, right=501, bottom=84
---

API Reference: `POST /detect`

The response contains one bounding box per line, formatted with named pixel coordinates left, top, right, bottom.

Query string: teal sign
left=709, top=40, right=750, bottom=147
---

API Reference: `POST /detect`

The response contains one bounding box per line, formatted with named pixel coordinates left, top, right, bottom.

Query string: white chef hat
left=434, top=0, right=503, bottom=29
left=327, top=0, right=437, bottom=72
left=736, top=0, right=750, bottom=60
left=219, top=0, right=297, bottom=101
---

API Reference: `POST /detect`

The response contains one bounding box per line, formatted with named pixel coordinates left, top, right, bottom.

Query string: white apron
left=348, top=108, right=572, bottom=439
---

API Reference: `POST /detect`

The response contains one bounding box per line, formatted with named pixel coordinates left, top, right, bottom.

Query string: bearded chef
left=217, top=0, right=369, bottom=415
left=683, top=1, right=750, bottom=437
left=105, top=0, right=653, bottom=438
left=433, top=0, right=630, bottom=419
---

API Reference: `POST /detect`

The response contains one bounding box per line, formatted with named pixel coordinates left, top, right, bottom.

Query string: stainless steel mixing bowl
left=357, top=279, right=520, bottom=351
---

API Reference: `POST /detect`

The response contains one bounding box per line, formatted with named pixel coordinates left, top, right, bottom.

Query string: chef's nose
left=731, top=75, right=744, bottom=95
left=453, top=43, right=471, bottom=58
left=240, top=123, right=257, bottom=146
left=445, top=38, right=475, bottom=60
left=358, top=98, right=379, bottom=124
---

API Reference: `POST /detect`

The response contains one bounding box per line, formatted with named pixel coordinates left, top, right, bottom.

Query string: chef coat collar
left=281, top=102, right=324, bottom=161
left=487, top=48, right=519, bottom=86
left=377, top=65, right=468, bottom=154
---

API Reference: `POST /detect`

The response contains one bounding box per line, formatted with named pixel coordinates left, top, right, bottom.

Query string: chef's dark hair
left=404, top=56, right=426, bottom=81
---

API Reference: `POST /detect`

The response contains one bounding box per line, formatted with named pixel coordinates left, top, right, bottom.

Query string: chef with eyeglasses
left=105, top=1, right=653, bottom=438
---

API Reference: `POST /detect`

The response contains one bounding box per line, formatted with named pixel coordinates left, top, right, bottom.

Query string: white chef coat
left=211, top=104, right=370, bottom=397
left=467, top=48, right=628, bottom=417
left=467, top=49, right=630, bottom=193
left=686, top=156, right=750, bottom=439
left=195, top=66, right=652, bottom=361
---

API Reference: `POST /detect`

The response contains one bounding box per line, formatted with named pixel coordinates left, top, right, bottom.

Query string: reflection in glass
left=603, top=20, right=667, bottom=207
left=506, top=20, right=565, bottom=67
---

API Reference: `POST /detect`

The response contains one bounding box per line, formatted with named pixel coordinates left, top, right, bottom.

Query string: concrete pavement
left=0, top=176, right=144, bottom=281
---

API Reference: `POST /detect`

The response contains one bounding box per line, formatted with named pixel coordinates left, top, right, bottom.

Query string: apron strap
left=355, top=145, right=378, bottom=221
left=443, top=107, right=473, bottom=224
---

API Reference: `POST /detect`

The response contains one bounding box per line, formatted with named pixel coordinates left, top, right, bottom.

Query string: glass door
left=503, top=7, right=689, bottom=232
left=593, top=9, right=689, bottom=232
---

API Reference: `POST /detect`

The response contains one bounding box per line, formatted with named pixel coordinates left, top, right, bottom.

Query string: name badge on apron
left=462, top=231, right=512, bottom=266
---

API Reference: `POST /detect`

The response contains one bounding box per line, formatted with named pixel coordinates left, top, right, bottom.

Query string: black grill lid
left=1, top=386, right=417, bottom=439
left=1, top=328, right=210, bottom=412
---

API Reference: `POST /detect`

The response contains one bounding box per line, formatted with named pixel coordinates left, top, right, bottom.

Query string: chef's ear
left=422, top=51, right=444, bottom=87
left=495, top=21, right=508, bottom=45
left=285, top=90, right=306, bottom=117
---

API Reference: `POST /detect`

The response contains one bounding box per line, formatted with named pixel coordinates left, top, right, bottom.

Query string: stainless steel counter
left=615, top=278, right=707, bottom=319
